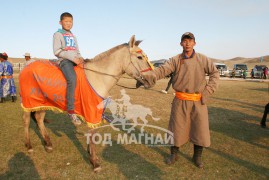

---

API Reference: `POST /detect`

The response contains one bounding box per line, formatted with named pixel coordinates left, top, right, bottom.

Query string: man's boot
left=0, top=98, right=4, bottom=103
left=193, top=144, right=204, bottom=168
left=165, top=146, right=179, bottom=165
left=260, top=103, right=269, bottom=128
left=11, top=96, right=16, bottom=102
left=261, top=119, right=267, bottom=128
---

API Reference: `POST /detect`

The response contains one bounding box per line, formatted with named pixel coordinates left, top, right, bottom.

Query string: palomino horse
left=20, top=35, right=156, bottom=172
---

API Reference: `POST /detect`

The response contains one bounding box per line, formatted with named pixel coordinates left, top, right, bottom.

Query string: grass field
left=0, top=75, right=268, bottom=179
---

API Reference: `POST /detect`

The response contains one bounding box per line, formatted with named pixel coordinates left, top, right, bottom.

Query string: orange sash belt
left=1, top=75, right=13, bottom=79
left=175, top=92, right=201, bottom=101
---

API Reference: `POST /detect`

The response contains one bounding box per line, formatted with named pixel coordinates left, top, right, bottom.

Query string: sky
left=1, top=0, right=268, bottom=60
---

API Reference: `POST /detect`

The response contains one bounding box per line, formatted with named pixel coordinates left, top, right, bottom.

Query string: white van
left=214, top=63, right=229, bottom=76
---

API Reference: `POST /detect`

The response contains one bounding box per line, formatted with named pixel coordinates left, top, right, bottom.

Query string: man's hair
left=60, top=12, right=73, bottom=21
left=0, top=53, right=8, bottom=60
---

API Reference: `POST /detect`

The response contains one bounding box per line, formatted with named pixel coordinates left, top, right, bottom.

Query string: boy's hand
left=73, top=57, right=84, bottom=65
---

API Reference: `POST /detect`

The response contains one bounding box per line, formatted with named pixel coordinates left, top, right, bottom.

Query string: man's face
left=0, top=58, right=4, bottom=62
left=180, top=38, right=196, bottom=52
left=25, top=56, right=30, bottom=61
left=59, top=17, right=73, bottom=31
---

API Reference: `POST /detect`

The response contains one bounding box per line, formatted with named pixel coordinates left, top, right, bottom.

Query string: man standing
left=161, top=73, right=174, bottom=94
left=0, top=52, right=17, bottom=102
left=23, top=53, right=35, bottom=66
left=154, top=32, right=219, bottom=168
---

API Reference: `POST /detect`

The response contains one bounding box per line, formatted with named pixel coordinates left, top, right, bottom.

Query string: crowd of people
left=250, top=66, right=268, bottom=79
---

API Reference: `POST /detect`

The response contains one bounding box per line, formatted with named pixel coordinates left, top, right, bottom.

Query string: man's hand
left=73, top=57, right=84, bottom=65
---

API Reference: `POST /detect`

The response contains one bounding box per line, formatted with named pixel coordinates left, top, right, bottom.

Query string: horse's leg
left=88, top=129, right=101, bottom=172
left=31, top=111, right=51, bottom=124
left=23, top=112, right=33, bottom=153
left=35, top=111, right=53, bottom=152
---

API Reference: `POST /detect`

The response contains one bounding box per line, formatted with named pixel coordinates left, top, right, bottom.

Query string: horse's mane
left=89, top=43, right=129, bottom=61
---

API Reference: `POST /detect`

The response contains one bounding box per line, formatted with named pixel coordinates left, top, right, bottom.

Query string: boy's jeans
left=59, top=59, right=77, bottom=111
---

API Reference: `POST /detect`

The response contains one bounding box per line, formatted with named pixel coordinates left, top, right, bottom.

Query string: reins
left=81, top=48, right=152, bottom=89
left=81, top=65, right=139, bottom=89
left=81, top=65, right=121, bottom=81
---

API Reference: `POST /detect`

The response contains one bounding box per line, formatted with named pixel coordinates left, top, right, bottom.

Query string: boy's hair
left=60, top=12, right=73, bottom=21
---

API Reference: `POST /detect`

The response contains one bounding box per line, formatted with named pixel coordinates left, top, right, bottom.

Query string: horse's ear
left=129, top=35, right=136, bottom=48
left=135, top=40, right=143, bottom=46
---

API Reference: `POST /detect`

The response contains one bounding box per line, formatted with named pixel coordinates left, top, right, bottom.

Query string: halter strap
left=140, top=67, right=152, bottom=73
left=82, top=47, right=153, bottom=86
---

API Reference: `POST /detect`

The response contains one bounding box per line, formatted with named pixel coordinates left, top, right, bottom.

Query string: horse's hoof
left=90, top=158, right=102, bottom=173
left=45, top=146, right=53, bottom=153
left=28, top=148, right=34, bottom=154
left=93, top=165, right=102, bottom=173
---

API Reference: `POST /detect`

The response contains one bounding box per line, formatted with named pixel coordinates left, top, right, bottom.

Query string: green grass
left=0, top=76, right=268, bottom=179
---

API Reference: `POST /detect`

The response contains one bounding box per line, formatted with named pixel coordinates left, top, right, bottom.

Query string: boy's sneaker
left=68, top=114, right=82, bottom=126
left=161, top=90, right=168, bottom=94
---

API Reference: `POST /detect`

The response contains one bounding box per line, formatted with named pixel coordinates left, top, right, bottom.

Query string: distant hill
left=151, top=55, right=269, bottom=70
left=210, top=55, right=269, bottom=69
left=8, top=55, right=269, bottom=70
left=8, top=57, right=48, bottom=64
left=8, top=58, right=25, bottom=63
left=150, top=59, right=168, bottom=64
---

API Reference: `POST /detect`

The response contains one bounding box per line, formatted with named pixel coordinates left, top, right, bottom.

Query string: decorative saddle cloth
left=19, top=60, right=105, bottom=128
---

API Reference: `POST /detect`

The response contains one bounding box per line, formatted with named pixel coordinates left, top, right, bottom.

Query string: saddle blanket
left=19, top=60, right=105, bottom=127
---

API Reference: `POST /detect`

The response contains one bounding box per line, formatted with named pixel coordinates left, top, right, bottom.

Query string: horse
left=20, top=35, right=156, bottom=172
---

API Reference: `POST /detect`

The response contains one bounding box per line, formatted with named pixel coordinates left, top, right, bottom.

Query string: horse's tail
left=147, top=109, right=160, bottom=121
left=149, top=111, right=160, bottom=121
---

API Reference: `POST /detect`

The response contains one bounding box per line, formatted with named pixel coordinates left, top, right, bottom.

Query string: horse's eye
left=137, top=56, right=143, bottom=60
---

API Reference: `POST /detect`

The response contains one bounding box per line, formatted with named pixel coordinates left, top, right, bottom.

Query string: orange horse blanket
left=19, top=60, right=105, bottom=128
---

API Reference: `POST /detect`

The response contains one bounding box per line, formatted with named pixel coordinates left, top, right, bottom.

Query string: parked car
left=253, top=65, right=267, bottom=79
left=231, top=64, right=248, bottom=77
left=214, top=63, right=229, bottom=76
left=153, top=62, right=165, bottom=68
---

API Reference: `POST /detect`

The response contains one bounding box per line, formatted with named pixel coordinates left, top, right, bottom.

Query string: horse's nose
left=136, top=80, right=143, bottom=88
left=143, top=73, right=157, bottom=88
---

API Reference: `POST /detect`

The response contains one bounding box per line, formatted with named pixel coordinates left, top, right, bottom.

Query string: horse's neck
left=84, top=48, right=129, bottom=98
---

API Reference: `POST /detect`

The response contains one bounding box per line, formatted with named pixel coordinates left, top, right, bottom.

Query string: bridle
left=124, top=49, right=153, bottom=81
left=81, top=47, right=154, bottom=89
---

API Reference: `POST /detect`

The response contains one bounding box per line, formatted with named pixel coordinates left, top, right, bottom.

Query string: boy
left=154, top=32, right=219, bottom=168
left=53, top=12, right=84, bottom=126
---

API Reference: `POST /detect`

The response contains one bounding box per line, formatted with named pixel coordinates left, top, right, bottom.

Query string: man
left=161, top=73, right=174, bottom=94
left=23, top=53, right=35, bottom=66
left=154, top=32, right=219, bottom=168
left=0, top=52, right=17, bottom=102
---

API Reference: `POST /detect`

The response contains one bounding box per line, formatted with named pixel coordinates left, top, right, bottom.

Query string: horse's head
left=124, top=35, right=156, bottom=88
